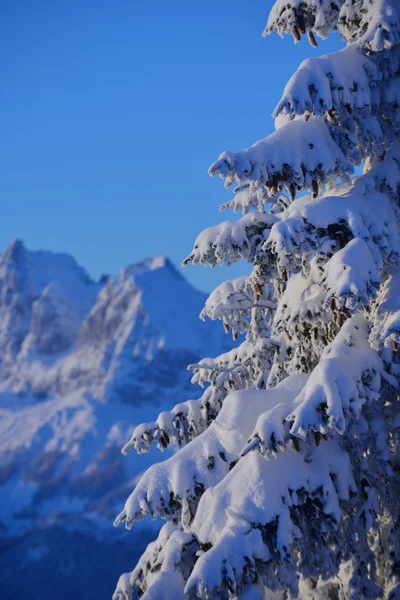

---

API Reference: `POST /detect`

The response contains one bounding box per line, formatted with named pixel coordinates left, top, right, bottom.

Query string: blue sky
left=1, top=0, right=343, bottom=292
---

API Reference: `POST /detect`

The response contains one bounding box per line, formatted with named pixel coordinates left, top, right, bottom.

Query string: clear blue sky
left=1, top=0, right=343, bottom=292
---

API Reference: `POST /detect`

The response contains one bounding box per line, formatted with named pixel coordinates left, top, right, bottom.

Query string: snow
left=201, top=276, right=255, bottom=336
left=0, top=239, right=95, bottom=299
left=360, top=142, right=400, bottom=200
left=115, top=376, right=305, bottom=529
left=288, top=315, right=382, bottom=437
left=219, top=183, right=271, bottom=215
left=122, top=397, right=206, bottom=454
left=112, top=573, right=133, bottom=600
left=118, top=5, right=400, bottom=595
left=186, top=524, right=270, bottom=598
left=243, top=377, right=309, bottom=458
left=140, top=571, right=186, bottom=600
left=183, top=212, right=277, bottom=268
left=121, top=335, right=280, bottom=456
left=273, top=266, right=326, bottom=333
left=273, top=45, right=379, bottom=123
left=265, top=0, right=400, bottom=51
left=264, top=0, right=342, bottom=40
left=370, top=269, right=400, bottom=349
left=191, top=337, right=277, bottom=389
left=5, top=1, right=400, bottom=597
left=383, top=77, right=400, bottom=122
left=0, top=239, right=101, bottom=372
left=267, top=182, right=400, bottom=274
left=0, top=389, right=175, bottom=533
left=0, top=241, right=231, bottom=402
left=123, top=523, right=193, bottom=599
left=209, top=117, right=353, bottom=197
left=340, top=0, right=400, bottom=51
left=187, top=440, right=355, bottom=597
left=321, top=237, right=380, bottom=311
left=0, top=242, right=230, bottom=540
left=200, top=276, right=276, bottom=337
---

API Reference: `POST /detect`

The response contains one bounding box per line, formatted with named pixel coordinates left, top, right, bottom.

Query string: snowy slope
left=0, top=240, right=230, bottom=600
left=0, top=245, right=224, bottom=402
left=0, top=239, right=100, bottom=371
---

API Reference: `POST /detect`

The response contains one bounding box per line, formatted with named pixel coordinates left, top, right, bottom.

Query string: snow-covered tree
left=113, top=2, right=400, bottom=598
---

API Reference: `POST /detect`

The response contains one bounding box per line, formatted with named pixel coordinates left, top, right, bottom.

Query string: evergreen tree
left=113, top=1, right=400, bottom=598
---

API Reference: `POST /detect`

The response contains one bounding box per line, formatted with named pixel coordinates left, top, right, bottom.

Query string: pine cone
left=253, top=283, right=263, bottom=301
left=159, top=431, right=170, bottom=449
left=292, top=26, right=301, bottom=42
left=308, top=31, right=318, bottom=47
left=327, top=109, right=337, bottom=125
left=291, top=436, right=301, bottom=452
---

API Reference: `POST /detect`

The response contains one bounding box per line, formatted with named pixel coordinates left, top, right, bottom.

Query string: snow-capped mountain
left=0, top=240, right=230, bottom=600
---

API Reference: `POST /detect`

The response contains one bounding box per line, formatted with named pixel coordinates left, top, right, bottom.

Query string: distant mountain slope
left=0, top=240, right=230, bottom=600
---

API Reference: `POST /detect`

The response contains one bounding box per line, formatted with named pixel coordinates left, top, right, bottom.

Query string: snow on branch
left=375, top=44, right=400, bottom=80
left=186, top=524, right=270, bottom=599
left=121, top=397, right=206, bottom=455
left=246, top=315, right=383, bottom=454
left=138, top=572, right=186, bottom=600
left=186, top=442, right=355, bottom=599
left=219, top=183, right=270, bottom=214
left=264, top=0, right=343, bottom=43
left=115, top=424, right=233, bottom=529
left=339, top=0, right=400, bottom=51
left=273, top=45, right=379, bottom=123
left=183, top=212, right=277, bottom=268
left=346, top=113, right=386, bottom=163
left=200, top=276, right=276, bottom=338
left=219, top=184, right=291, bottom=218
left=115, top=381, right=300, bottom=530
left=242, top=374, right=309, bottom=457
left=265, top=0, right=400, bottom=51
left=267, top=184, right=400, bottom=275
left=127, top=523, right=195, bottom=600
left=273, top=267, right=327, bottom=336
left=383, top=77, right=400, bottom=125
left=130, top=522, right=176, bottom=586
left=360, top=143, right=400, bottom=200
left=288, top=314, right=382, bottom=438
left=370, top=270, right=400, bottom=350
left=122, top=338, right=277, bottom=455
left=209, top=118, right=352, bottom=200
left=112, top=573, right=133, bottom=600
left=190, top=338, right=277, bottom=391
left=271, top=265, right=333, bottom=377
left=321, top=237, right=380, bottom=312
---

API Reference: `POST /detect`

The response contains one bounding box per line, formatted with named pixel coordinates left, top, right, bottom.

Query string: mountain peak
left=5, top=238, right=25, bottom=251
left=142, top=255, right=169, bottom=270
left=122, top=255, right=184, bottom=281
left=0, top=238, right=232, bottom=597
left=2, top=238, right=26, bottom=262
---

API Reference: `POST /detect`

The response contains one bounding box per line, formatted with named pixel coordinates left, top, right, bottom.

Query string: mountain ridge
left=0, top=239, right=224, bottom=401
left=0, top=240, right=231, bottom=600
